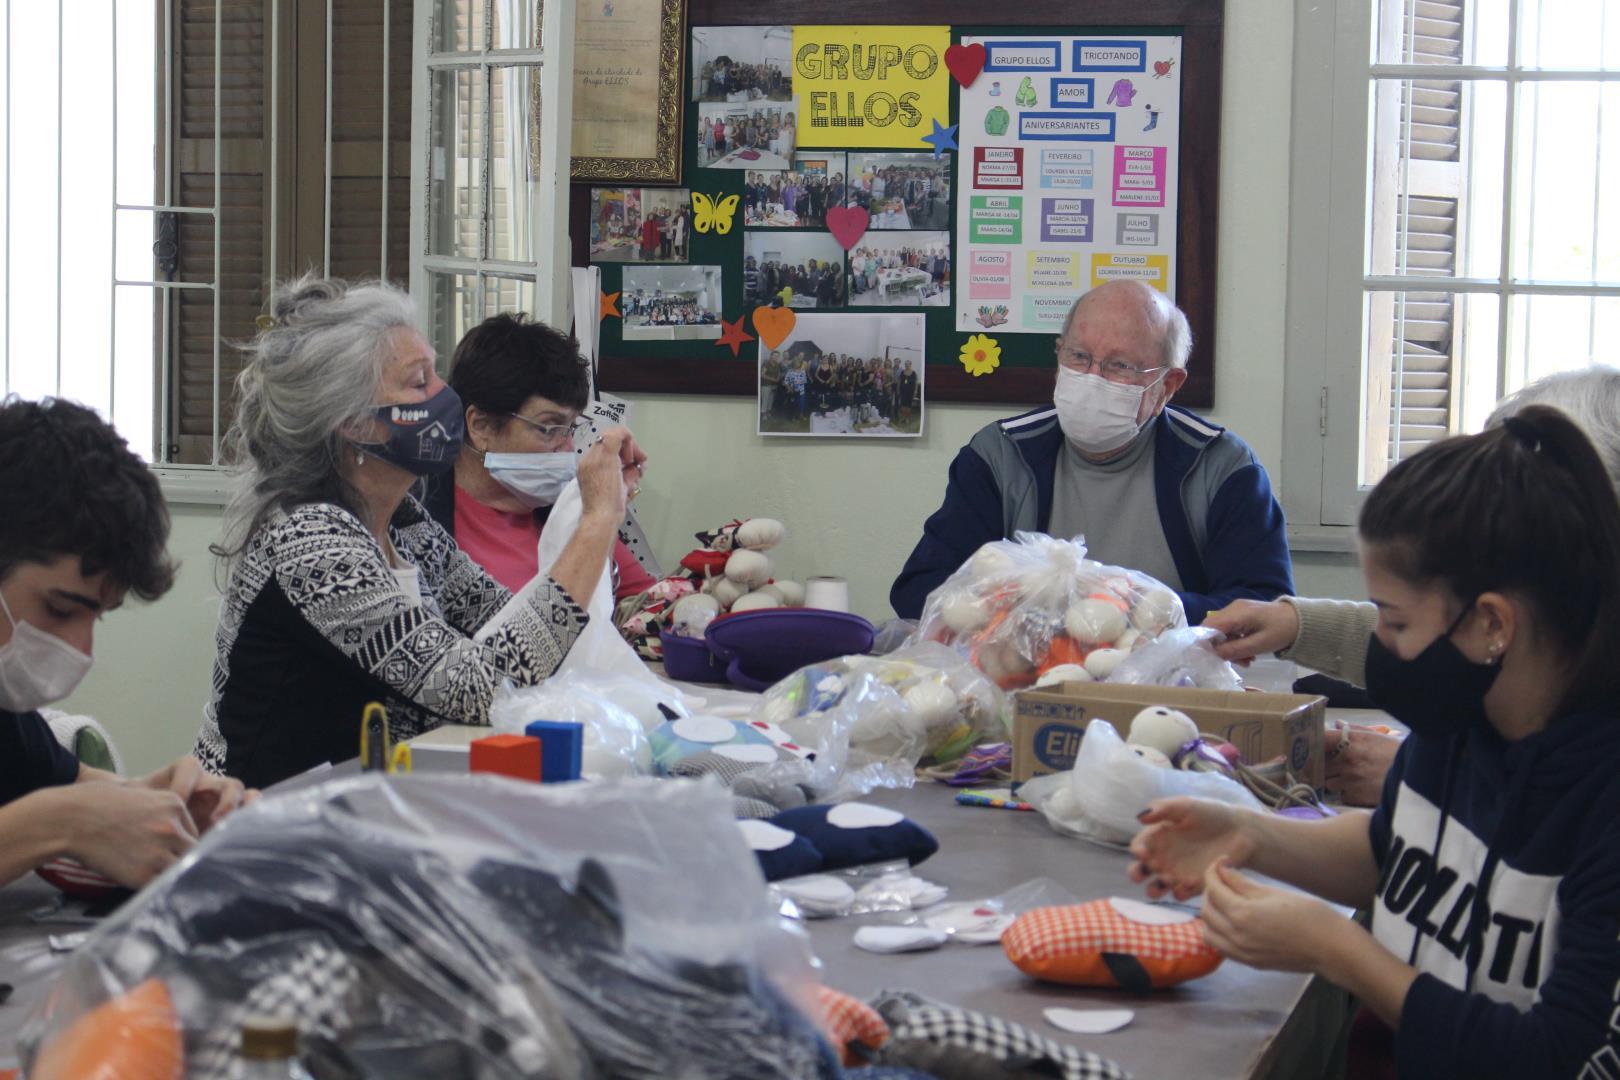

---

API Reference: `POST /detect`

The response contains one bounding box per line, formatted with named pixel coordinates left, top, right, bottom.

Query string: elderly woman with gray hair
left=1205, top=365, right=1620, bottom=804
left=193, top=277, right=645, bottom=787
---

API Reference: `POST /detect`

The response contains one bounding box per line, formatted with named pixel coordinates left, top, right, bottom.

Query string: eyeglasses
left=1055, top=345, right=1165, bottom=383
left=508, top=413, right=585, bottom=442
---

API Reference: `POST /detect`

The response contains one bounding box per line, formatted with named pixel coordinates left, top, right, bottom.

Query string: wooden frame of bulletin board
left=574, top=0, right=1222, bottom=409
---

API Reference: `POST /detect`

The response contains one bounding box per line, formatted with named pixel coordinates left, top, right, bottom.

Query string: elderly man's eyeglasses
left=1055, top=345, right=1165, bottom=382
left=508, top=414, right=586, bottom=442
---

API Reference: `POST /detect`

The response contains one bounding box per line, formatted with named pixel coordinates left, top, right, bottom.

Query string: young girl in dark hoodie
left=1129, top=404, right=1620, bottom=1077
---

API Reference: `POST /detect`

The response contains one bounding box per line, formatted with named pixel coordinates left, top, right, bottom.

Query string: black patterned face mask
left=1364, top=601, right=1501, bottom=740
left=358, top=384, right=465, bottom=476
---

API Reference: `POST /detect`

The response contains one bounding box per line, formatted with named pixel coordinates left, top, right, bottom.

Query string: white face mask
left=483, top=452, right=578, bottom=509
left=0, top=589, right=94, bottom=713
left=1053, top=366, right=1162, bottom=454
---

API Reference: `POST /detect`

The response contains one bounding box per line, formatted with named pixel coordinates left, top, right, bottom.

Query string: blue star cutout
left=921, top=118, right=958, bottom=159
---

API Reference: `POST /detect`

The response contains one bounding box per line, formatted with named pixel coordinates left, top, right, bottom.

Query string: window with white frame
left=0, top=0, right=409, bottom=493
left=1287, top=0, right=1620, bottom=529
left=411, top=0, right=573, bottom=364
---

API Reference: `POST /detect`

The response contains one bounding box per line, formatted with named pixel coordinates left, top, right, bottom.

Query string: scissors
left=359, top=701, right=413, bottom=775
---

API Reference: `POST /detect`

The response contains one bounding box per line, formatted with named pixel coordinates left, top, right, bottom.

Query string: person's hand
left=577, top=426, right=647, bottom=523
left=1199, top=858, right=1341, bottom=973
left=140, top=755, right=256, bottom=835
left=57, top=782, right=198, bottom=888
left=1203, top=599, right=1301, bottom=663
left=1325, top=726, right=1402, bottom=808
left=1127, top=797, right=1258, bottom=901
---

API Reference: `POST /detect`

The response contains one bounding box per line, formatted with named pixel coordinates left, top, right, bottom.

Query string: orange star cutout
left=599, top=290, right=621, bottom=320
left=715, top=315, right=756, bottom=358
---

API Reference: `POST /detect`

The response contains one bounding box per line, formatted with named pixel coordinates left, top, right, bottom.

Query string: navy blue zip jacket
left=889, top=405, right=1294, bottom=623
left=1370, top=713, right=1620, bottom=1077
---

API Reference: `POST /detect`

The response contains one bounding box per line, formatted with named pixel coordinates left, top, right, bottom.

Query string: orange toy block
left=469, top=734, right=543, bottom=782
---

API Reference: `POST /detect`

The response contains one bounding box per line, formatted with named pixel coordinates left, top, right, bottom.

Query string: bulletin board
left=572, top=0, right=1223, bottom=410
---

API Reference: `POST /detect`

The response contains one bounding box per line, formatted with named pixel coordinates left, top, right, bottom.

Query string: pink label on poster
left=969, top=250, right=1014, bottom=299
left=1111, top=145, right=1165, bottom=207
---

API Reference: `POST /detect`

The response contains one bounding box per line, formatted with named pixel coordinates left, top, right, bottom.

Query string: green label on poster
left=969, top=195, right=1023, bottom=244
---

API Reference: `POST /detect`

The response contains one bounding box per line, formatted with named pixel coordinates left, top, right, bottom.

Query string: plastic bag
left=19, top=774, right=839, bottom=1080
left=489, top=671, right=657, bottom=779
left=1019, top=719, right=1264, bottom=847
left=755, top=641, right=1011, bottom=801
left=1107, top=626, right=1245, bottom=692
left=908, top=533, right=1188, bottom=691
left=770, top=861, right=947, bottom=920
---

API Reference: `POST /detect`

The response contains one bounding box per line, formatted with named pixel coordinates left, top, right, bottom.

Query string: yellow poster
left=1090, top=253, right=1170, bottom=291
left=792, top=25, right=951, bottom=149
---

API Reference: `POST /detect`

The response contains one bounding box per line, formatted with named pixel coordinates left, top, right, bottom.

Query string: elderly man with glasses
left=891, top=280, right=1292, bottom=624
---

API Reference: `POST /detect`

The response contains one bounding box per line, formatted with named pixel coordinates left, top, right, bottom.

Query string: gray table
left=0, top=877, right=79, bottom=1069
left=809, top=783, right=1352, bottom=1080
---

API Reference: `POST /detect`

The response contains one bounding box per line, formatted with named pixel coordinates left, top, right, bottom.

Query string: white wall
left=63, top=0, right=1362, bottom=776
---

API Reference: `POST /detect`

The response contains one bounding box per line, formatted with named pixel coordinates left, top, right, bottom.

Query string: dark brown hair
left=449, top=313, right=590, bottom=421
left=1360, top=404, right=1620, bottom=715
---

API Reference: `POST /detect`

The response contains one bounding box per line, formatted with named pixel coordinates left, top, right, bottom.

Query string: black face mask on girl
left=1364, top=601, right=1501, bottom=741
left=357, top=384, right=466, bottom=476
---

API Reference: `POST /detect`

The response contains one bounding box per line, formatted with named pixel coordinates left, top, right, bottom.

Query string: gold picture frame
left=569, top=0, right=686, bottom=183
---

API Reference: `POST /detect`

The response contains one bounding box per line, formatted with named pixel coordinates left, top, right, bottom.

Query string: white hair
left=1060, top=281, right=1193, bottom=370
left=1487, top=365, right=1620, bottom=494
left=213, top=275, right=417, bottom=564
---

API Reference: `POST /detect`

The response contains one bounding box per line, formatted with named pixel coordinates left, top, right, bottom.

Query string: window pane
left=489, top=65, right=538, bottom=263
left=493, top=0, right=539, bottom=49
left=1362, top=289, right=1499, bottom=485
left=1518, top=0, right=1619, bottom=69
left=1366, top=79, right=1505, bottom=280
left=1375, top=0, right=1508, bottom=68
left=481, top=274, right=537, bottom=320
left=428, top=68, right=484, bottom=259
left=1512, top=83, right=1620, bottom=282
left=1509, top=295, right=1620, bottom=391
left=435, top=0, right=486, bottom=53
left=426, top=271, right=480, bottom=366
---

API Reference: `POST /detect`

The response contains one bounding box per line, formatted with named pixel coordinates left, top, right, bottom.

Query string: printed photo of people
left=743, top=154, right=845, bottom=228
left=744, top=232, right=847, bottom=309
left=848, top=232, right=951, bottom=307
left=588, top=187, right=692, bottom=263
left=758, top=313, right=925, bottom=438
left=697, top=102, right=797, bottom=169
left=847, top=153, right=951, bottom=230
left=691, top=25, right=794, bottom=103
left=621, top=266, right=724, bottom=341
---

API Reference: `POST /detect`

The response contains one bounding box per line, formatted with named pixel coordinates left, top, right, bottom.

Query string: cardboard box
left=1011, top=682, right=1326, bottom=788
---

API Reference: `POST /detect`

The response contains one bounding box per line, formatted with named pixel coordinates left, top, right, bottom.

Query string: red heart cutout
left=945, top=43, right=987, bottom=88
left=825, top=205, right=870, bottom=251
left=1154, top=60, right=1172, bottom=76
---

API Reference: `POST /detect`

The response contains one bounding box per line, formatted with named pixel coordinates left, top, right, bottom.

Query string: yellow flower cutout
left=960, top=334, right=1002, bottom=377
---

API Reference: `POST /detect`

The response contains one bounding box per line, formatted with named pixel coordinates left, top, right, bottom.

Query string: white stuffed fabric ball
left=725, top=548, right=773, bottom=587
left=1082, top=648, right=1128, bottom=680
left=705, top=576, right=747, bottom=609
left=1034, top=664, right=1092, bottom=688
left=772, top=579, right=806, bottom=606
left=969, top=544, right=1018, bottom=581
left=1126, top=706, right=1200, bottom=759
left=731, top=591, right=781, bottom=613
left=670, top=593, right=720, bottom=638
left=902, top=680, right=959, bottom=728
left=1131, top=587, right=1182, bottom=635
left=1065, top=597, right=1128, bottom=644
left=940, top=593, right=990, bottom=634
left=1128, top=744, right=1172, bottom=768
left=736, top=518, right=786, bottom=551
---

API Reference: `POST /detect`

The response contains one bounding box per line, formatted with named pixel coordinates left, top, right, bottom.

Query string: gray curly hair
left=212, top=274, right=418, bottom=563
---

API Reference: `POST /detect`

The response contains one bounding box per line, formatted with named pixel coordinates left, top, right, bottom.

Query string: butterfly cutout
left=691, top=192, right=740, bottom=235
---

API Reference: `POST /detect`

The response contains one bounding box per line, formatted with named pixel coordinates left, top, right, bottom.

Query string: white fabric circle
left=1108, top=896, right=1198, bottom=925
left=737, top=819, right=795, bottom=852
left=672, top=715, right=739, bottom=744
left=1044, top=1008, right=1135, bottom=1035
left=852, top=925, right=948, bottom=954
left=777, top=875, right=856, bottom=906
left=826, top=803, right=904, bottom=830
left=715, top=743, right=778, bottom=764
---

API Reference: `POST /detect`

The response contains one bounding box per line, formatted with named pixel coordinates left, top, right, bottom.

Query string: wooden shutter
left=165, top=0, right=411, bottom=465
left=1366, top=0, right=1465, bottom=478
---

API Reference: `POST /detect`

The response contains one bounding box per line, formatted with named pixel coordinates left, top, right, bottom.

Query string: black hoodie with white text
left=1369, top=711, right=1620, bottom=1077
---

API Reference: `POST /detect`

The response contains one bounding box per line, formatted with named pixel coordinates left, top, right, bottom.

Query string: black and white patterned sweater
left=194, top=497, right=586, bottom=787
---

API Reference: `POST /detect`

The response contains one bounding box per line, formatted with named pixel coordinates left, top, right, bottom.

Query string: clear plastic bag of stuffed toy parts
left=908, top=533, right=1188, bottom=692
left=18, top=774, right=840, bottom=1080
left=489, top=669, right=671, bottom=779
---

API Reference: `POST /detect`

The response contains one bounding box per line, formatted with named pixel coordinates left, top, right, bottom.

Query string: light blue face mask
left=483, top=451, right=578, bottom=509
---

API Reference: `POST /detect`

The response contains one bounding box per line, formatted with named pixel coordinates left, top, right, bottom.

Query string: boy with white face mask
left=891, top=280, right=1293, bottom=624
left=0, top=397, right=252, bottom=890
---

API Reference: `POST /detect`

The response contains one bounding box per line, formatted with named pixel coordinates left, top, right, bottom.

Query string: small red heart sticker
left=825, top=205, right=870, bottom=251
left=945, top=42, right=987, bottom=88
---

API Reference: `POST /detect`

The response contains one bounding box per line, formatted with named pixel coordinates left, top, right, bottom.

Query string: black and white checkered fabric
left=871, top=989, right=1132, bottom=1080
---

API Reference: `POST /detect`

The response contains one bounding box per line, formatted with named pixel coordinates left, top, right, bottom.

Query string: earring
left=1488, top=640, right=1503, bottom=662
left=356, top=448, right=366, bottom=467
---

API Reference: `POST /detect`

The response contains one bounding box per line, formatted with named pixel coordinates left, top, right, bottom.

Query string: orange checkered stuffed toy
left=815, top=985, right=890, bottom=1065
left=1002, top=897, right=1222, bottom=991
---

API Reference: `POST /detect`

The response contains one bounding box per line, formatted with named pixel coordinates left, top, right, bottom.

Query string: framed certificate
left=570, top=0, right=686, bottom=183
